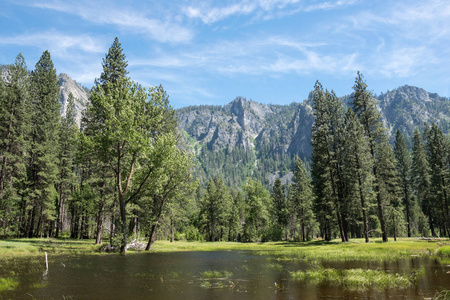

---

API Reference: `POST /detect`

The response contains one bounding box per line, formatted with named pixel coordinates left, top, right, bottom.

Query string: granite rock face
left=58, top=73, right=89, bottom=126
left=50, top=74, right=450, bottom=185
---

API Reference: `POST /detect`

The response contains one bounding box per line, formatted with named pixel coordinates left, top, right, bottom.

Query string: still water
left=1, top=251, right=449, bottom=299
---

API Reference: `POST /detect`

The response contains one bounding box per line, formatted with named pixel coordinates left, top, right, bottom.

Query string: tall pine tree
left=394, top=130, right=413, bottom=237
left=350, top=72, right=399, bottom=242
left=27, top=50, right=61, bottom=237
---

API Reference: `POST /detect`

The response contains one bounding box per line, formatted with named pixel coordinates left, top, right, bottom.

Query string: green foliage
left=289, top=157, right=316, bottom=241
left=350, top=72, right=398, bottom=242
left=0, top=277, right=19, bottom=292
left=425, top=123, right=450, bottom=235
left=242, top=178, right=270, bottom=241
left=290, top=267, right=413, bottom=290
left=394, top=129, right=413, bottom=237
left=199, top=177, right=233, bottom=241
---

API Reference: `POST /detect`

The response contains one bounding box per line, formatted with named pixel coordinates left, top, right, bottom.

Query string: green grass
left=0, top=238, right=104, bottom=258
left=0, top=237, right=448, bottom=262
left=149, top=238, right=446, bottom=261
left=436, top=245, right=450, bottom=258
left=0, top=277, right=19, bottom=292
left=290, top=268, right=413, bottom=290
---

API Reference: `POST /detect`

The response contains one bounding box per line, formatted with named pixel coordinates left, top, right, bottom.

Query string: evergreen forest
left=1, top=38, right=449, bottom=253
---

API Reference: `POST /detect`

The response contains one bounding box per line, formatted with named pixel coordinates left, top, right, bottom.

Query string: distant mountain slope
left=58, top=73, right=89, bottom=126
left=378, top=85, right=450, bottom=143
left=51, top=75, right=450, bottom=186
left=177, top=85, right=449, bottom=187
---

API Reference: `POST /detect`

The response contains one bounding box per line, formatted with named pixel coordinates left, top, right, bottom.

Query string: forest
left=1, top=38, right=449, bottom=254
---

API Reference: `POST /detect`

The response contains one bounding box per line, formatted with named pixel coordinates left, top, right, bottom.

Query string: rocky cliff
left=177, top=85, right=449, bottom=186
left=58, top=73, right=89, bottom=126
left=52, top=75, right=450, bottom=186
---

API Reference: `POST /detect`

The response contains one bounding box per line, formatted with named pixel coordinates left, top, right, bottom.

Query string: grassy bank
left=150, top=238, right=447, bottom=261
left=0, top=237, right=447, bottom=261
left=0, top=238, right=103, bottom=258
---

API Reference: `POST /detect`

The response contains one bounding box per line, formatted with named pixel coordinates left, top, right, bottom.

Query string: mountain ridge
left=55, top=75, right=449, bottom=186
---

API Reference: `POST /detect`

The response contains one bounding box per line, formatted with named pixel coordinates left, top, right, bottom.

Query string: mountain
left=53, top=75, right=449, bottom=187
left=177, top=85, right=450, bottom=187
left=377, top=85, right=450, bottom=144
left=58, top=73, right=89, bottom=126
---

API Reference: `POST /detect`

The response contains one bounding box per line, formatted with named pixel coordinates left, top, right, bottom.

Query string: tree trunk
left=55, top=182, right=64, bottom=238
left=95, top=185, right=106, bottom=245
left=170, top=217, right=174, bottom=243
left=357, top=172, right=369, bottom=243
left=403, top=184, right=411, bottom=238
left=110, top=197, right=117, bottom=245
left=145, top=223, right=158, bottom=251
left=119, top=195, right=127, bottom=254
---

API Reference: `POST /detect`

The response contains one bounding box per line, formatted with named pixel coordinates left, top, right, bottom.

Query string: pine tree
left=271, top=178, right=288, bottom=237
left=394, top=129, right=413, bottom=237
left=311, top=81, right=347, bottom=241
left=0, top=54, right=31, bottom=236
left=413, top=129, right=434, bottom=235
left=290, top=157, right=315, bottom=241
left=342, top=109, right=374, bottom=242
left=425, top=123, right=449, bottom=236
left=96, top=37, right=128, bottom=88
left=242, top=179, right=270, bottom=241
left=27, top=50, right=61, bottom=237
left=55, top=93, right=78, bottom=238
left=350, top=72, right=398, bottom=242
left=199, top=177, right=232, bottom=241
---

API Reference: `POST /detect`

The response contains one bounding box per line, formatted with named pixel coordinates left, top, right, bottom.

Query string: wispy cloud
left=29, top=0, right=193, bottom=43
left=0, top=30, right=105, bottom=55
left=129, top=35, right=359, bottom=78
left=184, top=0, right=357, bottom=24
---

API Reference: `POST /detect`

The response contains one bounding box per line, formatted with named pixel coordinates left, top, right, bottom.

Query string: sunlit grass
left=290, top=267, right=414, bottom=290
left=150, top=238, right=445, bottom=261
left=0, top=238, right=104, bottom=258
left=0, top=277, right=19, bottom=292
left=436, top=245, right=450, bottom=258
left=0, top=237, right=448, bottom=263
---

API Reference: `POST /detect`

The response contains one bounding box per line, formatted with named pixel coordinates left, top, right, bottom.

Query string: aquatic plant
left=200, top=270, right=233, bottom=278
left=436, top=246, right=450, bottom=258
left=0, top=277, right=19, bottom=292
left=290, top=267, right=415, bottom=290
left=434, top=289, right=450, bottom=300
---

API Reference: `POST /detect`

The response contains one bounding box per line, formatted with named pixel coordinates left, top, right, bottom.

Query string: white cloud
left=0, top=30, right=105, bottom=54
left=184, top=0, right=356, bottom=24
left=30, top=1, right=193, bottom=43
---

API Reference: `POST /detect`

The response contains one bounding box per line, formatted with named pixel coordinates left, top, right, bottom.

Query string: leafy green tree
left=83, top=77, right=174, bottom=252
left=143, top=134, right=195, bottom=250
left=394, top=129, right=413, bottom=237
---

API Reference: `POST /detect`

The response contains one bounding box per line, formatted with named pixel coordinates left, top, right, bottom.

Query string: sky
left=1, top=0, right=450, bottom=108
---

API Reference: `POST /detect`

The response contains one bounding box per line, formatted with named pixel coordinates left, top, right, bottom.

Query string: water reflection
left=0, top=251, right=448, bottom=299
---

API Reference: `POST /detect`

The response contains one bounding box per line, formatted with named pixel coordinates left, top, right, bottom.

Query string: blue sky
left=1, top=0, right=449, bottom=108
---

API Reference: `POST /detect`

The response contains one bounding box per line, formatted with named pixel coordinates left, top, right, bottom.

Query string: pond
left=1, top=251, right=449, bottom=299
